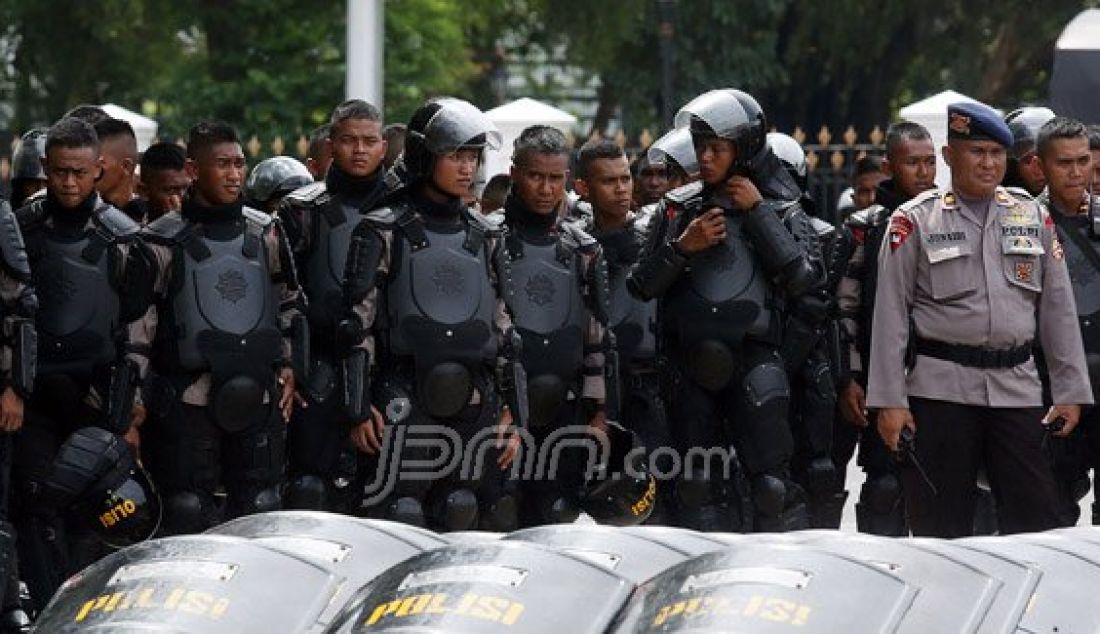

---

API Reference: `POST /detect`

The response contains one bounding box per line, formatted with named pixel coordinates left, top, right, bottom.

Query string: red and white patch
left=888, top=215, right=913, bottom=252
left=850, top=226, right=867, bottom=245
left=1052, top=235, right=1064, bottom=261
left=1014, top=261, right=1034, bottom=284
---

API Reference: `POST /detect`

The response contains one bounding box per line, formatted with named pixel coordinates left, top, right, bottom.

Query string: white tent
left=101, top=103, right=159, bottom=152
left=898, top=90, right=990, bottom=189
left=482, top=98, right=578, bottom=181
left=1051, top=9, right=1100, bottom=124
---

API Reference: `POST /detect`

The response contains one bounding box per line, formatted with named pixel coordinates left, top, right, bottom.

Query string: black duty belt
left=914, top=336, right=1032, bottom=369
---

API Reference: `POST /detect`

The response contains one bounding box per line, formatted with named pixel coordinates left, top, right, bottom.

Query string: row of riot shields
left=31, top=510, right=1100, bottom=633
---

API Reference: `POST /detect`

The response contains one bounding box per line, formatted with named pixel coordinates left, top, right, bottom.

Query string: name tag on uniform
left=1003, top=235, right=1044, bottom=255
left=927, top=245, right=965, bottom=263
left=926, top=231, right=967, bottom=244
left=1001, top=202, right=1044, bottom=255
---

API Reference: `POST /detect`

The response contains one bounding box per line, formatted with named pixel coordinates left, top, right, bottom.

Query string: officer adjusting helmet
left=647, top=127, right=700, bottom=183
left=675, top=88, right=767, bottom=173
left=45, top=426, right=161, bottom=549
left=768, top=131, right=808, bottom=190
left=244, top=156, right=313, bottom=209
left=402, top=97, right=502, bottom=186
left=580, top=422, right=657, bottom=526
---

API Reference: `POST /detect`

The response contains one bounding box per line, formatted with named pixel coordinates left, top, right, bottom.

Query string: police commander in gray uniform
left=867, top=101, right=1093, bottom=537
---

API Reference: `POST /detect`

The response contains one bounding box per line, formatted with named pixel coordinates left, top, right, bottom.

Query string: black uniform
left=277, top=164, right=388, bottom=512
left=583, top=208, right=672, bottom=524
left=501, top=195, right=612, bottom=526
left=629, top=151, right=825, bottom=532
left=13, top=192, right=146, bottom=610
left=141, top=197, right=302, bottom=535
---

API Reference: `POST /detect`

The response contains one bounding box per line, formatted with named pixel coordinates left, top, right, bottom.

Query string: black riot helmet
left=675, top=88, right=768, bottom=173
left=647, top=127, right=700, bottom=183
left=244, top=156, right=313, bottom=208
left=11, top=129, right=47, bottom=183
left=580, top=422, right=657, bottom=526
left=401, top=97, right=502, bottom=186
left=46, top=427, right=161, bottom=549
left=767, top=132, right=808, bottom=190
left=1005, top=106, right=1056, bottom=160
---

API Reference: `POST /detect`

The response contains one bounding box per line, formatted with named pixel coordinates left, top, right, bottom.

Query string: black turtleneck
left=503, top=194, right=557, bottom=241
left=326, top=163, right=387, bottom=209
left=45, top=191, right=98, bottom=238
left=874, top=179, right=908, bottom=212
left=410, top=186, right=465, bottom=230
left=182, top=194, right=244, bottom=240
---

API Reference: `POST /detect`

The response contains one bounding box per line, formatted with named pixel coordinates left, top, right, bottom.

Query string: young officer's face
left=431, top=148, right=480, bottom=199
left=44, top=145, right=101, bottom=209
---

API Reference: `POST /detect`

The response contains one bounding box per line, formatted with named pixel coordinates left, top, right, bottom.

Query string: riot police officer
left=574, top=138, right=671, bottom=524
left=629, top=89, right=825, bottom=532
left=245, top=156, right=312, bottom=214
left=833, top=121, right=937, bottom=534
left=12, top=117, right=148, bottom=610
left=1004, top=106, right=1057, bottom=197
left=342, top=97, right=525, bottom=531
left=277, top=100, right=391, bottom=512
left=1035, top=116, right=1100, bottom=523
left=140, top=121, right=302, bottom=534
left=7, top=130, right=46, bottom=210
left=502, top=125, right=611, bottom=526
left=647, top=127, right=700, bottom=193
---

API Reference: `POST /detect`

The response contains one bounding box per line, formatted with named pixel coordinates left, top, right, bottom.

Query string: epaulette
left=845, top=204, right=886, bottom=229
left=14, top=199, right=47, bottom=230
left=282, top=181, right=328, bottom=206
left=141, top=211, right=191, bottom=245
left=663, top=181, right=704, bottom=205
left=808, top=215, right=836, bottom=239
left=242, top=205, right=274, bottom=228
left=362, top=205, right=398, bottom=227
left=897, top=188, right=941, bottom=213
left=93, top=202, right=141, bottom=240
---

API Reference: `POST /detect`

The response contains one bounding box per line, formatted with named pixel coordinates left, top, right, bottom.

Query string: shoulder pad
left=282, top=181, right=328, bottom=206
left=897, top=188, right=940, bottom=213
left=1001, top=186, right=1034, bottom=202
left=558, top=218, right=598, bottom=250
left=94, top=203, right=141, bottom=240
left=808, top=216, right=835, bottom=238
left=466, top=208, right=505, bottom=234
left=242, top=205, right=274, bottom=228
left=141, top=211, right=191, bottom=244
left=362, top=205, right=398, bottom=226
left=663, top=181, right=704, bottom=205
left=845, top=204, right=884, bottom=229
left=14, top=199, right=47, bottom=230
left=0, top=201, right=30, bottom=281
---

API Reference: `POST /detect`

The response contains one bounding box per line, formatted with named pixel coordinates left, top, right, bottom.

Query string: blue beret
left=947, top=102, right=1013, bottom=147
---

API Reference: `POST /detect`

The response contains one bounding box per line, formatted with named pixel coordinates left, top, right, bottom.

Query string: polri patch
left=888, top=215, right=913, bottom=252
left=1014, top=260, right=1035, bottom=284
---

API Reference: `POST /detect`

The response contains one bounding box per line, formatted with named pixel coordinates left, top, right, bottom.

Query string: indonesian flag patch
left=888, top=215, right=913, bottom=252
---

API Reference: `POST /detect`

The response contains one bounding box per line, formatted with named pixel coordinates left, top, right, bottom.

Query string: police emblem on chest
left=1014, top=261, right=1035, bottom=284
left=525, top=273, right=556, bottom=306
left=215, top=269, right=249, bottom=303
left=431, top=263, right=465, bottom=296
left=39, top=267, right=77, bottom=304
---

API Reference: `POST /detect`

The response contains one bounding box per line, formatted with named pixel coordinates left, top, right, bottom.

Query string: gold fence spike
left=614, top=129, right=626, bottom=148
left=856, top=149, right=868, bottom=161
left=0, top=157, right=9, bottom=182
left=247, top=135, right=262, bottom=157
left=271, top=136, right=285, bottom=156
left=869, top=125, right=885, bottom=146
left=817, top=125, right=832, bottom=146
left=830, top=150, right=845, bottom=171
left=176, top=138, right=186, bottom=148
left=639, top=128, right=653, bottom=149
left=10, top=135, right=20, bottom=154
left=843, top=125, right=858, bottom=147
left=805, top=151, right=819, bottom=171
left=296, top=135, right=310, bottom=158
left=792, top=126, right=807, bottom=145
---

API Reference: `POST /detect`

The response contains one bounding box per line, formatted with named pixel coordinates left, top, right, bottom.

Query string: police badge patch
left=888, top=215, right=913, bottom=252
left=1014, top=261, right=1034, bottom=284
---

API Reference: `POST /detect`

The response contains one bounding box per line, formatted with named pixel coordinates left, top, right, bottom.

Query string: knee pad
left=541, top=497, right=580, bottom=525
left=804, top=457, right=837, bottom=496
left=479, top=494, right=518, bottom=533
left=676, top=469, right=715, bottom=511
left=387, top=497, right=426, bottom=528
left=286, top=475, right=327, bottom=511
left=249, top=487, right=282, bottom=515
left=164, top=492, right=208, bottom=535
left=742, top=362, right=789, bottom=410
left=434, top=488, right=478, bottom=532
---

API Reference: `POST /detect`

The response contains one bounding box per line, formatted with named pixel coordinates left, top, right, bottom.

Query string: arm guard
left=603, top=330, right=622, bottom=425
left=498, top=328, right=528, bottom=430
left=105, top=358, right=138, bottom=434
left=9, top=317, right=35, bottom=398
left=343, top=224, right=385, bottom=308
left=289, top=313, right=310, bottom=382
left=627, top=200, right=691, bottom=301
left=743, top=200, right=821, bottom=296
left=342, top=348, right=372, bottom=423
left=0, top=200, right=31, bottom=283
